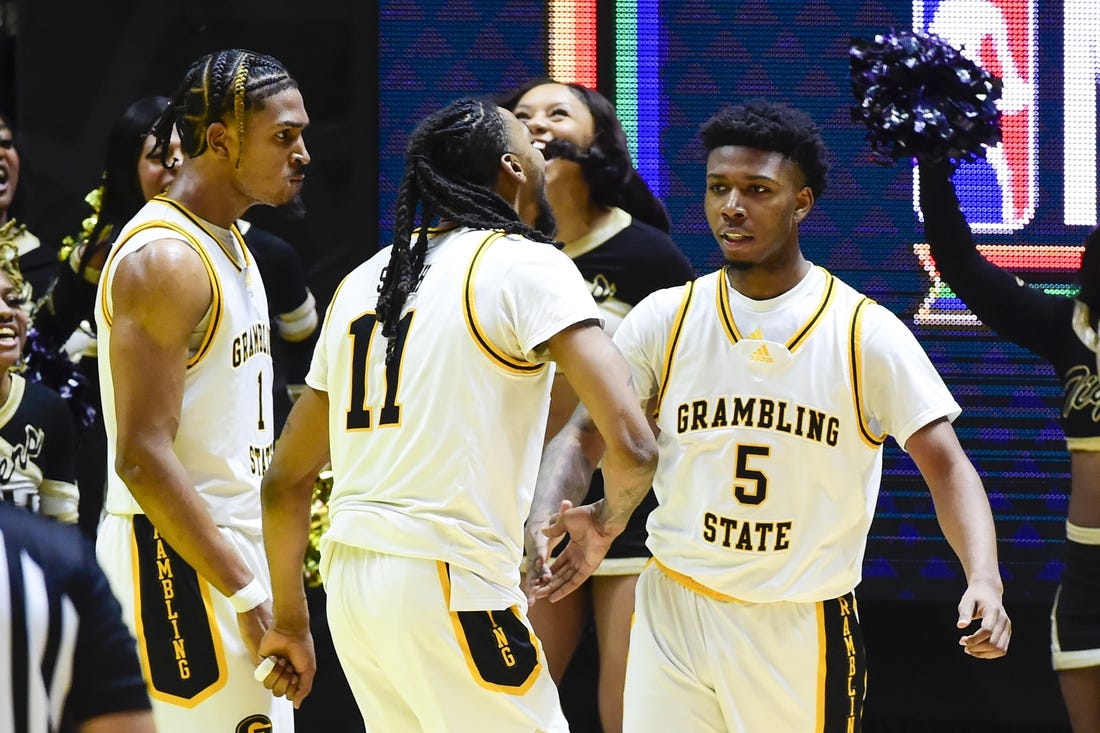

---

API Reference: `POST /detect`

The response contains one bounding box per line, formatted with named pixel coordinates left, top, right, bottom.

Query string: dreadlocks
left=376, top=97, right=557, bottom=361
left=149, top=49, right=297, bottom=167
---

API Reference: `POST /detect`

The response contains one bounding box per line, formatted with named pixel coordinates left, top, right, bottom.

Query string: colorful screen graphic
left=379, top=0, right=1092, bottom=602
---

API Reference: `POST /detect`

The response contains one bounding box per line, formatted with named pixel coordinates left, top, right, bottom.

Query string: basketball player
left=501, top=79, right=695, bottom=733
left=530, top=100, right=1012, bottom=732
left=256, top=97, right=658, bottom=732
left=94, top=49, right=309, bottom=731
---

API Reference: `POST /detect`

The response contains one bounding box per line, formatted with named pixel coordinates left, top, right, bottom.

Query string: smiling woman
left=0, top=237, right=78, bottom=523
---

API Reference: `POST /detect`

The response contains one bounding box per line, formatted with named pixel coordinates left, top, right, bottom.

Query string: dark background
left=3, top=0, right=1082, bottom=729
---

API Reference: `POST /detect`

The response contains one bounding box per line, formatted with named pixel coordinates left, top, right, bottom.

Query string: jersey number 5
left=346, top=311, right=413, bottom=430
left=733, top=444, right=770, bottom=505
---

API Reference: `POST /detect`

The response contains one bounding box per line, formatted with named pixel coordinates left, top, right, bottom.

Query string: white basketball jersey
left=96, top=196, right=273, bottom=533
left=310, top=227, right=599, bottom=608
left=615, top=266, right=959, bottom=603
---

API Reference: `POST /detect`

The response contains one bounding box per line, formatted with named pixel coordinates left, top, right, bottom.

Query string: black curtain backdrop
left=12, top=0, right=373, bottom=309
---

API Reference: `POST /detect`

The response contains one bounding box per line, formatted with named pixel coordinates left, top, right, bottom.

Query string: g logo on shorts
left=235, top=714, right=273, bottom=733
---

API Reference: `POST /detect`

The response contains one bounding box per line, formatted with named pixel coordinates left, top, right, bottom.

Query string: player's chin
left=256, top=190, right=298, bottom=208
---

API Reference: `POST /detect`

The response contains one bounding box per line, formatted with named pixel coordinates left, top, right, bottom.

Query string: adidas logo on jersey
left=749, top=344, right=773, bottom=363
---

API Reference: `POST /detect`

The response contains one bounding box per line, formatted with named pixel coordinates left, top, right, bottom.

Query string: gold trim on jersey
left=815, top=599, right=827, bottom=730
left=654, top=557, right=746, bottom=603
left=415, top=223, right=459, bottom=238
left=716, top=266, right=836, bottom=351
left=1067, top=436, right=1100, bottom=451
left=463, top=231, right=546, bottom=374
left=561, top=206, right=631, bottom=260
left=787, top=270, right=836, bottom=351
left=435, top=562, right=543, bottom=695
left=654, top=280, right=696, bottom=421
left=153, top=196, right=250, bottom=272
left=1067, top=521, right=1100, bottom=545
left=849, top=297, right=887, bottom=448
left=0, top=372, right=25, bottom=425
left=98, top=219, right=224, bottom=370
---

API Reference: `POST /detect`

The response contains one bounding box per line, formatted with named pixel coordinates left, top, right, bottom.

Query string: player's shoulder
left=826, top=272, right=922, bottom=348
left=627, top=279, right=700, bottom=326
left=488, top=230, right=569, bottom=263
left=467, top=231, right=578, bottom=287
left=328, top=249, right=390, bottom=308
left=822, top=270, right=895, bottom=318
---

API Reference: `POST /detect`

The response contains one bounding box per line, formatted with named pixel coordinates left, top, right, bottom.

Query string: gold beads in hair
left=233, top=53, right=249, bottom=168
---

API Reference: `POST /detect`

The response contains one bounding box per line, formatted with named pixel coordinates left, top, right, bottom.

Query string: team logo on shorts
left=235, top=714, right=273, bottom=733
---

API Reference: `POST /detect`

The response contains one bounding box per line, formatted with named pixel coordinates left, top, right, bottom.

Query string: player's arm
left=906, top=417, right=1011, bottom=658
left=918, top=161, right=1064, bottom=357
left=108, top=241, right=262, bottom=615
left=257, top=385, right=331, bottom=706
left=530, top=322, right=658, bottom=601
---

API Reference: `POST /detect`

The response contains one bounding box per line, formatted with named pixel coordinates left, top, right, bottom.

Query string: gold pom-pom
left=303, top=469, right=333, bottom=588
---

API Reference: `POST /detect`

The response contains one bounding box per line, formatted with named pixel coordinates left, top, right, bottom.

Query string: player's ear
left=793, top=186, right=814, bottom=222
left=500, top=152, right=527, bottom=184
left=206, top=121, right=231, bottom=159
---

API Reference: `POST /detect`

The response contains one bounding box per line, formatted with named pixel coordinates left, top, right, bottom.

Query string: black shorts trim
left=131, top=515, right=227, bottom=706
left=820, top=592, right=866, bottom=733
left=437, top=562, right=542, bottom=695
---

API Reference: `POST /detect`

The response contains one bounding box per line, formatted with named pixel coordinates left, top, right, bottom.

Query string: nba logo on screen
left=914, top=0, right=1036, bottom=233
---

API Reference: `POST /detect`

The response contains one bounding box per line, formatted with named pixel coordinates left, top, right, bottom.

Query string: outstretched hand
left=523, top=500, right=572, bottom=606
left=528, top=498, right=622, bottom=603
left=956, top=581, right=1011, bottom=659
left=255, top=626, right=317, bottom=708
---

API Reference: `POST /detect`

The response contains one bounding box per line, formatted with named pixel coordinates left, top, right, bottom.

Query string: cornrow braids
left=375, top=98, right=556, bottom=363
left=232, top=55, right=249, bottom=167
left=150, top=49, right=297, bottom=167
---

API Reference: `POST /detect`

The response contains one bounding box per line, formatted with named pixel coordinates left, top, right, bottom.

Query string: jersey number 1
left=346, top=311, right=412, bottom=430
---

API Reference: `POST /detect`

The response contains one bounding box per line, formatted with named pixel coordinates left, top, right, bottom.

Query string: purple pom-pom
left=850, top=29, right=1002, bottom=166
left=22, top=327, right=96, bottom=429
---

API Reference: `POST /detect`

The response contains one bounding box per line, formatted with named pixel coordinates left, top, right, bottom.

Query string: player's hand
left=236, top=601, right=273, bottom=663
left=256, top=626, right=317, bottom=708
left=956, top=580, right=1011, bottom=659
left=523, top=500, right=572, bottom=605
left=533, top=499, right=624, bottom=603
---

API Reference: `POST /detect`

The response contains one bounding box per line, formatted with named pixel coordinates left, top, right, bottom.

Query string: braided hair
left=149, top=49, right=297, bottom=167
left=376, top=97, right=556, bottom=362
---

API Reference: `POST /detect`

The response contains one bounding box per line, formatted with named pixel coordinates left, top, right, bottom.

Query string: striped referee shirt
left=0, top=505, right=149, bottom=732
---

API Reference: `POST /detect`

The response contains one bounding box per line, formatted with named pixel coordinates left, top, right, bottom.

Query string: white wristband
left=227, top=578, right=269, bottom=614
